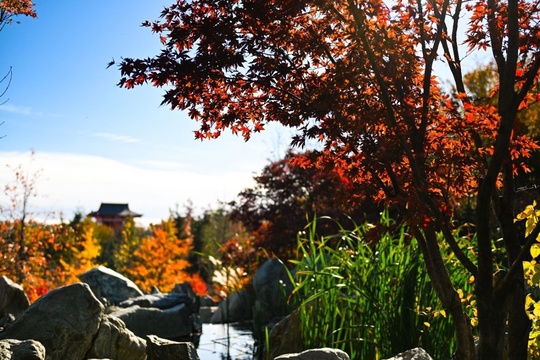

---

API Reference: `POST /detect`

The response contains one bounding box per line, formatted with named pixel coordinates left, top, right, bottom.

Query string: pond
left=196, top=323, right=256, bottom=360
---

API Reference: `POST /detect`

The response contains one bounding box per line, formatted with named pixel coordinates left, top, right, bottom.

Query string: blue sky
left=0, top=1, right=290, bottom=225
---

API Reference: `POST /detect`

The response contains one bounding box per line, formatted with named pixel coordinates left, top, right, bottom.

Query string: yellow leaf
left=440, top=309, right=447, bottom=318
left=526, top=294, right=535, bottom=310
left=468, top=275, right=475, bottom=284
left=424, top=322, right=431, bottom=328
left=534, top=303, right=540, bottom=318
left=526, top=217, right=537, bottom=237
left=471, top=318, right=479, bottom=327
left=532, top=244, right=540, bottom=259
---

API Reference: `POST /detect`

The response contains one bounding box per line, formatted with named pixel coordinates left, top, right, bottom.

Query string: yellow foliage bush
left=515, top=201, right=540, bottom=357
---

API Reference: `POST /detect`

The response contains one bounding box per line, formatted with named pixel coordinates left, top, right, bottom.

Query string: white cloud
left=0, top=151, right=256, bottom=226
left=92, top=132, right=140, bottom=143
left=0, top=104, right=63, bottom=118
left=0, top=104, right=32, bottom=115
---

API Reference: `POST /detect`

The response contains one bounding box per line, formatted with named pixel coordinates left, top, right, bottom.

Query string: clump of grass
left=289, top=211, right=472, bottom=359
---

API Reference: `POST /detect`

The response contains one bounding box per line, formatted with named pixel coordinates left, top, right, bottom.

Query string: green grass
left=288, top=212, right=474, bottom=359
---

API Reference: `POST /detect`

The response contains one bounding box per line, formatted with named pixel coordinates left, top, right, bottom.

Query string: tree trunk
left=417, top=229, right=476, bottom=360
left=506, top=273, right=530, bottom=359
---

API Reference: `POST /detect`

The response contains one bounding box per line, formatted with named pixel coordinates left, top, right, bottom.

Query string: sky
left=0, top=1, right=292, bottom=225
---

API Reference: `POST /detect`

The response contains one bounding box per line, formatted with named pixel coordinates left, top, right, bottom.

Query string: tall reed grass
left=289, top=211, right=475, bottom=359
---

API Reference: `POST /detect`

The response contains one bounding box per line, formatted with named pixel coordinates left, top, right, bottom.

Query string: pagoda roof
left=89, top=203, right=142, bottom=218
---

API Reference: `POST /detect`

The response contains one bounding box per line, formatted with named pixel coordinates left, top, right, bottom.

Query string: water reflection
left=196, top=323, right=255, bottom=360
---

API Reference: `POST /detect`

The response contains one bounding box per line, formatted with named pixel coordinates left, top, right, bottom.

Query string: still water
left=196, top=323, right=256, bottom=360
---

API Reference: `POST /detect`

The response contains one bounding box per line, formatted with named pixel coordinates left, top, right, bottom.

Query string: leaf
left=424, top=322, right=431, bottom=328
left=440, top=309, right=447, bottom=318
left=531, top=244, right=540, bottom=259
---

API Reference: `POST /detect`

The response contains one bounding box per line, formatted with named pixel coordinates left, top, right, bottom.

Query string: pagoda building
left=88, top=203, right=142, bottom=232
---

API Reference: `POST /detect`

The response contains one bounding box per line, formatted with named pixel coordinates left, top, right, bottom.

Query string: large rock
left=0, top=276, right=30, bottom=319
left=0, top=339, right=46, bottom=360
left=253, top=258, right=293, bottom=325
left=79, top=266, right=144, bottom=305
left=0, top=282, right=104, bottom=360
left=274, top=348, right=350, bottom=360
left=87, top=314, right=146, bottom=360
left=210, top=289, right=255, bottom=323
left=267, top=307, right=304, bottom=359
left=146, top=334, right=200, bottom=360
left=111, top=303, right=194, bottom=341
left=172, top=282, right=201, bottom=314
left=382, top=347, right=434, bottom=360
left=119, top=292, right=192, bottom=311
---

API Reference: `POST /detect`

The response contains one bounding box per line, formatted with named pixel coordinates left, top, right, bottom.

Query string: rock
left=79, top=266, right=144, bottom=305
left=0, top=282, right=104, bottom=360
left=87, top=314, right=146, bottom=360
left=0, top=276, right=30, bottom=319
left=200, top=296, right=217, bottom=307
left=210, top=289, right=255, bottom=323
left=267, top=307, right=304, bottom=359
left=199, top=306, right=217, bottom=323
left=382, top=347, right=434, bottom=360
left=111, top=303, right=194, bottom=341
left=274, top=348, right=350, bottom=360
left=253, top=258, right=293, bottom=324
left=146, top=334, right=200, bottom=360
left=0, top=339, right=46, bottom=359
left=172, top=281, right=201, bottom=314
left=119, top=292, right=192, bottom=311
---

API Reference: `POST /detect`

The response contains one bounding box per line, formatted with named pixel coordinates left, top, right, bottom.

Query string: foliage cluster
left=516, top=202, right=540, bottom=359
left=230, top=150, right=382, bottom=265
left=290, top=213, right=475, bottom=359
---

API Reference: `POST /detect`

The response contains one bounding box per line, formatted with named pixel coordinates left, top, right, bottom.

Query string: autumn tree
left=118, top=1, right=540, bottom=359
left=188, top=206, right=249, bottom=282
left=462, top=62, right=540, bottom=190
left=124, top=217, right=194, bottom=293
left=230, top=149, right=381, bottom=262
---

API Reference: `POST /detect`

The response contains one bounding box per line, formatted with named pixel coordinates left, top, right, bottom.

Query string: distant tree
left=94, top=222, right=117, bottom=269
left=118, top=0, right=540, bottom=358
left=230, top=149, right=380, bottom=262
left=0, top=151, right=42, bottom=283
left=116, top=216, right=143, bottom=273
left=125, top=217, right=193, bottom=293
left=189, top=206, right=248, bottom=282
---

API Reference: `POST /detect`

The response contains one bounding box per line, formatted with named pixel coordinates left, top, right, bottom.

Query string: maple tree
left=118, top=0, right=540, bottom=358
left=230, top=149, right=381, bottom=263
left=123, top=217, right=200, bottom=293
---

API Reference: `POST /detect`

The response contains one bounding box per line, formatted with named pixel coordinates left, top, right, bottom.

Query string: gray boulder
left=0, top=282, right=103, bottom=360
left=146, top=334, right=200, bottom=360
left=0, top=276, right=30, bottom=319
left=87, top=314, right=146, bottom=360
left=119, top=292, right=192, bottom=311
left=267, top=307, right=303, bottom=359
left=79, top=266, right=144, bottom=305
left=274, top=348, right=350, bottom=360
left=253, top=258, right=293, bottom=324
left=210, top=289, right=255, bottom=323
left=111, top=303, right=194, bottom=341
left=382, top=347, right=434, bottom=360
left=0, top=339, right=46, bottom=360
